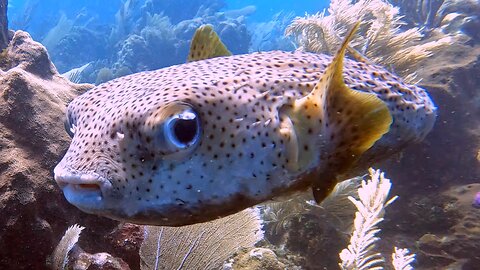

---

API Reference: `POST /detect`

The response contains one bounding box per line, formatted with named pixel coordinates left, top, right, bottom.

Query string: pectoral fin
left=187, top=24, right=232, bottom=62
left=287, top=22, right=393, bottom=203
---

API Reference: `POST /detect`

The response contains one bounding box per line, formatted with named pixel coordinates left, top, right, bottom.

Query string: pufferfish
left=54, top=23, right=436, bottom=226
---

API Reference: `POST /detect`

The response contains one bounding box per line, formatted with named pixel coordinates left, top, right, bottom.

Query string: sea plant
left=339, top=168, right=415, bottom=270
left=285, top=0, right=454, bottom=83
left=51, top=224, right=85, bottom=270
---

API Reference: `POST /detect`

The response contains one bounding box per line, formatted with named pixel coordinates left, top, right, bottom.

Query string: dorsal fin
left=346, top=45, right=372, bottom=64
left=285, top=22, right=393, bottom=203
left=187, top=24, right=232, bottom=62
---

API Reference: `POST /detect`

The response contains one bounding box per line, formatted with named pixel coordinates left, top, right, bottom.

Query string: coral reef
left=48, top=208, right=268, bottom=270
left=107, top=6, right=252, bottom=76
left=285, top=0, right=455, bottom=82
left=392, top=248, right=416, bottom=270
left=27, top=0, right=252, bottom=83
left=8, top=0, right=37, bottom=31
left=283, top=2, right=479, bottom=268
left=283, top=213, right=348, bottom=269
left=1, top=2, right=478, bottom=270
left=383, top=65, right=480, bottom=266
left=114, top=14, right=175, bottom=73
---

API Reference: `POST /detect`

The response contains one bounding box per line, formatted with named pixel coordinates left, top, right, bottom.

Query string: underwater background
left=0, top=0, right=479, bottom=269
left=7, top=0, right=327, bottom=81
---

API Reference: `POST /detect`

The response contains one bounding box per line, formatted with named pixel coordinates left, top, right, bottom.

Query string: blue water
left=5, top=0, right=329, bottom=80
left=225, top=0, right=327, bottom=22
left=7, top=0, right=328, bottom=31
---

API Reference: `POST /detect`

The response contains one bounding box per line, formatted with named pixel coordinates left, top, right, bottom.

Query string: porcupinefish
left=54, top=24, right=436, bottom=226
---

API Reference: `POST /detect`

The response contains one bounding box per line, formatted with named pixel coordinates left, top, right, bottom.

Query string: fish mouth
left=53, top=166, right=112, bottom=212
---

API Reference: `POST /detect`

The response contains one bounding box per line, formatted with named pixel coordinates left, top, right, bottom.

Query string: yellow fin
left=187, top=24, right=232, bottom=62
left=287, top=22, right=393, bottom=202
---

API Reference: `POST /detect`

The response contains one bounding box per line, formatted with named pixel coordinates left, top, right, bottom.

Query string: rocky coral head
left=5, top=31, right=58, bottom=78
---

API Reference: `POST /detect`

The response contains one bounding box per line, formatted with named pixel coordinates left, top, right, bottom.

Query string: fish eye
left=146, top=102, right=202, bottom=159
left=164, top=109, right=201, bottom=149
left=64, top=112, right=76, bottom=138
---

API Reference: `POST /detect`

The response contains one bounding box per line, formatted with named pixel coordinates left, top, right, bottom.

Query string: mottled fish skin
left=54, top=50, right=436, bottom=226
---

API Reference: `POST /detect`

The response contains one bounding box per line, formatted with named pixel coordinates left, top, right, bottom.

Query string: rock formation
left=0, top=30, right=138, bottom=269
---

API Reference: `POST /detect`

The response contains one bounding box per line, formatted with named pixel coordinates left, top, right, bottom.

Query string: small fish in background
left=53, top=23, right=437, bottom=226
left=473, top=191, right=480, bottom=209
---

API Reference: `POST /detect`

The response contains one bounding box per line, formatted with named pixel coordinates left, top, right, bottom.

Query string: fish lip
left=53, top=166, right=112, bottom=211
left=54, top=169, right=110, bottom=190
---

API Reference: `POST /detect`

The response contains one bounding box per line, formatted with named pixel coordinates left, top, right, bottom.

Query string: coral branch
left=339, top=168, right=398, bottom=270
left=51, top=224, right=85, bottom=270
left=392, top=247, right=416, bottom=270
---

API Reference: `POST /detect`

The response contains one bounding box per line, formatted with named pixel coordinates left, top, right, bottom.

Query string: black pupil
left=173, top=118, right=198, bottom=144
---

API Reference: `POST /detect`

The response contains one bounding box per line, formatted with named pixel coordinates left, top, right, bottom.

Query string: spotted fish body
left=54, top=25, right=436, bottom=226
